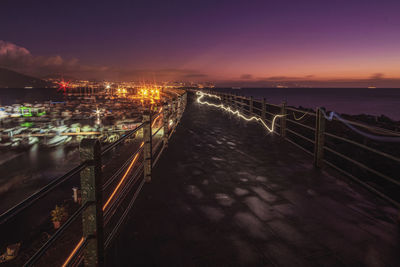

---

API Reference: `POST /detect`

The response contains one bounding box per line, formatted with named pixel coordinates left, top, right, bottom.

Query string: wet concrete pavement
left=107, top=92, right=400, bottom=266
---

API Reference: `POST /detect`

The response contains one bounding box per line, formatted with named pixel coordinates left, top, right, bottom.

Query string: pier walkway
left=107, top=93, right=400, bottom=266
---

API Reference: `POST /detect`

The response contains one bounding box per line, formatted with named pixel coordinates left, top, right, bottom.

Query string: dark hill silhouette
left=0, top=67, right=53, bottom=88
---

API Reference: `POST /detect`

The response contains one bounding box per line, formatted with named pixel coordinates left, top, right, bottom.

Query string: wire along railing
left=0, top=91, right=187, bottom=266
left=197, top=90, right=400, bottom=208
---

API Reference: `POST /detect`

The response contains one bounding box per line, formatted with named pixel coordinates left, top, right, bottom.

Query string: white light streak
left=196, top=91, right=284, bottom=133
left=293, top=111, right=308, bottom=121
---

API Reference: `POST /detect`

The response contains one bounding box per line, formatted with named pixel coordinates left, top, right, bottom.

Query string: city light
left=196, top=91, right=284, bottom=133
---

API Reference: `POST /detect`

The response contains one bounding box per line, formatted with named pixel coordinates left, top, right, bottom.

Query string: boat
left=45, top=135, right=71, bottom=147
left=0, top=142, right=12, bottom=148
left=232, top=87, right=241, bottom=90
left=81, top=125, right=93, bottom=132
left=19, top=137, right=39, bottom=148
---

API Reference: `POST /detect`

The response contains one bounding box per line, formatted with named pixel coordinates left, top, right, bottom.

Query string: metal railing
left=201, top=90, right=400, bottom=208
left=0, top=92, right=187, bottom=266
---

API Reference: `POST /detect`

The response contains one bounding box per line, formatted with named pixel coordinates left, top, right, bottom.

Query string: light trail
left=321, top=109, right=400, bottom=142
left=102, top=142, right=144, bottom=211
left=293, top=111, right=308, bottom=121
left=62, top=237, right=84, bottom=267
left=196, top=91, right=283, bottom=133
left=151, top=107, right=163, bottom=127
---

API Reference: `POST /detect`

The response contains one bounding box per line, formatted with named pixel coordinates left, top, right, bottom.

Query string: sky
left=0, top=0, right=400, bottom=86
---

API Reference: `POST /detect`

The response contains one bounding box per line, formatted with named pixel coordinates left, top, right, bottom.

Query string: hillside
left=0, top=67, right=53, bottom=88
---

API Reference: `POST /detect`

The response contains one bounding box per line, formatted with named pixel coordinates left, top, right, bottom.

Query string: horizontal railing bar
left=65, top=237, right=88, bottom=267
left=325, top=132, right=400, bottom=163
left=153, top=145, right=165, bottom=168
left=323, top=160, right=400, bottom=208
left=152, top=138, right=164, bottom=156
left=266, top=103, right=281, bottom=108
left=101, top=123, right=145, bottom=156
left=331, top=117, right=400, bottom=137
left=211, top=91, right=399, bottom=137
left=152, top=126, right=163, bottom=137
left=324, top=146, right=400, bottom=187
left=104, top=162, right=143, bottom=225
left=103, top=161, right=144, bottom=225
left=23, top=202, right=90, bottom=266
left=265, top=111, right=276, bottom=116
left=102, top=144, right=144, bottom=191
left=286, top=107, right=316, bottom=116
left=103, top=149, right=144, bottom=220
left=286, top=118, right=316, bottom=131
left=152, top=110, right=163, bottom=121
left=104, top=172, right=145, bottom=250
left=0, top=163, right=86, bottom=225
left=286, top=128, right=315, bottom=144
left=285, top=137, right=314, bottom=156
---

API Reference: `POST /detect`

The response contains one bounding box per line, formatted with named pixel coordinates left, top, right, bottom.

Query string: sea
left=0, top=87, right=400, bottom=214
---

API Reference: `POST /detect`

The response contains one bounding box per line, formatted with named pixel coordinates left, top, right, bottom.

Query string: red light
left=57, top=79, right=71, bottom=95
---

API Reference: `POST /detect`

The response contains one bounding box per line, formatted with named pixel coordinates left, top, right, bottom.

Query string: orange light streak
left=62, top=237, right=84, bottom=267
left=102, top=142, right=144, bottom=211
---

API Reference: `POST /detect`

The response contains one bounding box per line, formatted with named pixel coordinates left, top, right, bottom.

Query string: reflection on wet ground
left=108, top=93, right=400, bottom=266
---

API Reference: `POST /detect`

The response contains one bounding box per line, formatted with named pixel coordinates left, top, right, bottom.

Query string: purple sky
left=1, top=0, right=400, bottom=86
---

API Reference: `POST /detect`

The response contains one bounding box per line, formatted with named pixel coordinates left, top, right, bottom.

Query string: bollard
left=261, top=98, right=266, bottom=122
left=314, top=107, right=326, bottom=168
left=72, top=187, right=79, bottom=203
left=163, top=102, right=169, bottom=147
left=80, top=139, right=104, bottom=267
left=143, top=111, right=152, bottom=182
left=280, top=101, right=287, bottom=138
left=249, top=96, right=254, bottom=115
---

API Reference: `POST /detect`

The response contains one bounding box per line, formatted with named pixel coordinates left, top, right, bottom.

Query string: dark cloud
left=0, top=40, right=109, bottom=79
left=182, top=73, right=208, bottom=78
left=0, top=41, right=210, bottom=81
left=240, top=74, right=253, bottom=79
left=370, top=73, right=385, bottom=80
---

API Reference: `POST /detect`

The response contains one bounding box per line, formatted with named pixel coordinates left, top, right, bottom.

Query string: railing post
left=143, top=111, right=152, bottom=182
left=314, top=107, right=326, bottom=168
left=163, top=102, right=169, bottom=147
left=249, top=96, right=254, bottom=114
left=183, top=92, right=187, bottom=110
left=80, top=139, right=104, bottom=267
left=176, top=96, right=180, bottom=119
left=262, top=98, right=266, bottom=121
left=240, top=96, right=244, bottom=113
left=280, top=101, right=287, bottom=138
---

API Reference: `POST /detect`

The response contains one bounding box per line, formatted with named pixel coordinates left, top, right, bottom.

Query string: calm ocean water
left=215, top=88, right=400, bottom=121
